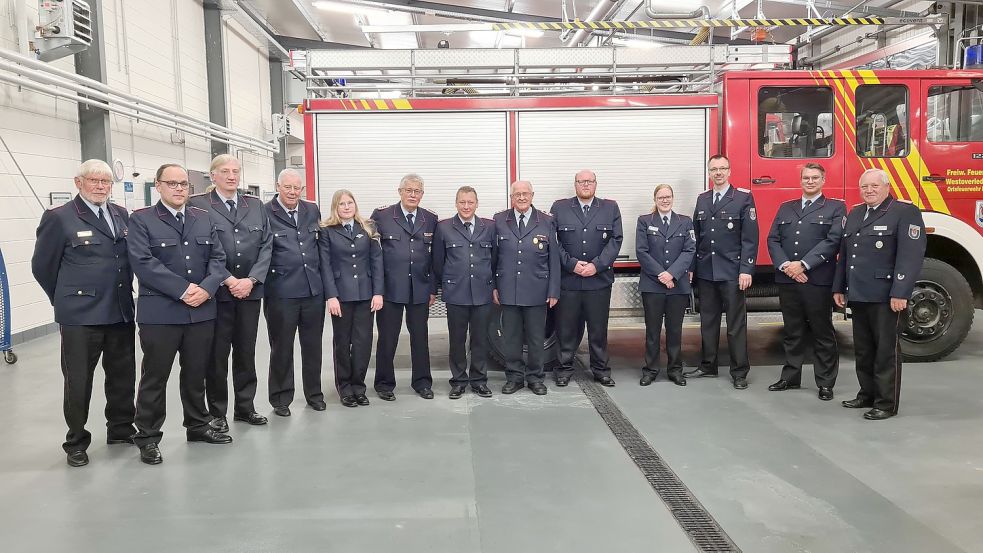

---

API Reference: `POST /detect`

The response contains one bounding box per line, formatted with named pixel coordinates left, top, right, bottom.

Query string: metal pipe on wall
left=565, top=0, right=624, bottom=47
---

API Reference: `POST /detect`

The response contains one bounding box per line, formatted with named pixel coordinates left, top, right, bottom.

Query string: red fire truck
left=301, top=68, right=983, bottom=362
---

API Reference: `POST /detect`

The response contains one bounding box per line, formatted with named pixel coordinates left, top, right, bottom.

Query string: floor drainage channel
left=573, top=365, right=742, bottom=553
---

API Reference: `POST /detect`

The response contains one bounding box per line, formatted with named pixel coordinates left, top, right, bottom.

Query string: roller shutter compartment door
left=517, top=109, right=708, bottom=261
left=313, top=111, right=509, bottom=220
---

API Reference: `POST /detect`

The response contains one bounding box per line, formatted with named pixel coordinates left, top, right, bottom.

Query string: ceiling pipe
left=644, top=4, right=710, bottom=20
left=791, top=0, right=909, bottom=53
left=565, top=0, right=625, bottom=47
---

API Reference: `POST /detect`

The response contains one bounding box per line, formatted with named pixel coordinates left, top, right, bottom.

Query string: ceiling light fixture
left=611, top=37, right=665, bottom=49
left=312, top=1, right=385, bottom=16
left=505, top=28, right=544, bottom=38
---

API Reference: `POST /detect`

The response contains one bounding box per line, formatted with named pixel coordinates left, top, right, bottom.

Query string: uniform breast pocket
left=308, top=225, right=320, bottom=240
left=479, top=241, right=493, bottom=256
left=195, top=236, right=213, bottom=251
left=596, top=225, right=613, bottom=239
left=69, top=236, right=104, bottom=263
left=382, top=234, right=401, bottom=242
left=273, top=231, right=286, bottom=240
left=150, top=238, right=179, bottom=249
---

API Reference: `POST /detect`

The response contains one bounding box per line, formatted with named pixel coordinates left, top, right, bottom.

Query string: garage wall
left=810, top=1, right=937, bottom=68
left=0, top=0, right=276, bottom=337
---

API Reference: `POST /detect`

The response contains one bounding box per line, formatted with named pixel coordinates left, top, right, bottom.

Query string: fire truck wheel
left=901, top=258, right=974, bottom=363
left=487, top=305, right=570, bottom=372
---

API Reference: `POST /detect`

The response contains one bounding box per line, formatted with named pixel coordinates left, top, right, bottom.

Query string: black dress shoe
left=233, top=412, right=268, bottom=425
left=529, top=382, right=548, bottom=395
left=208, top=416, right=229, bottom=433
left=594, top=375, right=615, bottom=387
left=669, top=373, right=687, bottom=387
left=841, top=398, right=874, bottom=409
left=733, top=377, right=748, bottom=390
left=554, top=376, right=570, bottom=387
left=863, top=408, right=895, bottom=420
left=818, top=387, right=834, bottom=401
left=377, top=390, right=396, bottom=401
left=683, top=368, right=718, bottom=378
left=66, top=450, right=88, bottom=467
left=417, top=388, right=435, bottom=400
left=107, top=436, right=134, bottom=445
left=355, top=394, right=370, bottom=406
left=768, top=379, right=800, bottom=391
left=187, top=428, right=233, bottom=444
left=340, top=395, right=358, bottom=408
left=273, top=406, right=291, bottom=417
left=472, top=385, right=492, bottom=398
left=139, top=443, right=162, bottom=465
left=448, top=385, right=466, bottom=399
left=309, top=400, right=327, bottom=411
left=502, top=381, right=525, bottom=394
left=639, top=374, right=656, bottom=386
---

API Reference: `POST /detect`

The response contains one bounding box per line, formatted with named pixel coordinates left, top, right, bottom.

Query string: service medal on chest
left=602, top=232, right=607, bottom=239
left=875, top=240, right=883, bottom=249
left=538, top=243, right=544, bottom=250
left=532, top=237, right=539, bottom=245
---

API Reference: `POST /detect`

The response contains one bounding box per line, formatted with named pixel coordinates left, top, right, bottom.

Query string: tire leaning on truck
left=901, top=258, right=975, bottom=362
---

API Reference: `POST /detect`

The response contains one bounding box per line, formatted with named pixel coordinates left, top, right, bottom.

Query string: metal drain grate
left=574, top=366, right=742, bottom=553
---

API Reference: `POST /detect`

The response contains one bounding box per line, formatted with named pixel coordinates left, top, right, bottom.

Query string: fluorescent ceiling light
left=312, top=1, right=385, bottom=16
left=505, top=28, right=544, bottom=38
left=612, top=37, right=665, bottom=49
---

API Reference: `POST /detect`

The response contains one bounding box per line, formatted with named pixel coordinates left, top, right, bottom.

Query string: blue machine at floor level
left=0, top=246, right=16, bottom=364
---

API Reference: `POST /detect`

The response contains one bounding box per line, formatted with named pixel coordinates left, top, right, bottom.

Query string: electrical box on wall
left=35, top=0, right=93, bottom=62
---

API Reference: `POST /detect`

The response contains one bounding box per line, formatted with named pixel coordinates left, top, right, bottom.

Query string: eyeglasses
left=859, top=183, right=887, bottom=190
left=802, top=176, right=824, bottom=182
left=655, top=196, right=673, bottom=201
left=280, top=185, right=305, bottom=192
left=575, top=179, right=596, bottom=185
left=84, top=177, right=113, bottom=186
left=511, top=192, right=532, bottom=198
left=709, top=167, right=730, bottom=173
left=159, top=180, right=191, bottom=190
left=400, top=188, right=424, bottom=196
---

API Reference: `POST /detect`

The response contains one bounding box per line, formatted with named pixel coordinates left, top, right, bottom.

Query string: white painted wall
left=0, top=0, right=276, bottom=335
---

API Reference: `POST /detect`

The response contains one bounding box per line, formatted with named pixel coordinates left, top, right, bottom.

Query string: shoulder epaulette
left=897, top=199, right=913, bottom=204
left=737, top=187, right=751, bottom=193
left=852, top=202, right=865, bottom=207
left=188, top=206, right=208, bottom=212
left=133, top=206, right=152, bottom=212
left=189, top=192, right=207, bottom=198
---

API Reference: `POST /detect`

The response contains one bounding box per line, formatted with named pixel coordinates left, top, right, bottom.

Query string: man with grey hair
left=263, top=168, right=330, bottom=416
left=371, top=174, right=438, bottom=400
left=833, top=168, right=926, bottom=420
left=188, top=155, right=273, bottom=431
left=32, top=159, right=137, bottom=467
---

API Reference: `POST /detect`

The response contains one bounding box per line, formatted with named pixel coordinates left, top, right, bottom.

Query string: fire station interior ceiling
left=244, top=0, right=915, bottom=50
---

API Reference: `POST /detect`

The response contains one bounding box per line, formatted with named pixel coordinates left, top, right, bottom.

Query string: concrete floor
left=0, top=311, right=981, bottom=553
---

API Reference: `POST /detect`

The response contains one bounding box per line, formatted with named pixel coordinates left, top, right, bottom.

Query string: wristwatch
left=248, top=277, right=259, bottom=285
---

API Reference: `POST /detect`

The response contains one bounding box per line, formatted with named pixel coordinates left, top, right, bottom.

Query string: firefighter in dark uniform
left=263, top=169, right=329, bottom=416
left=128, top=164, right=233, bottom=465
left=635, top=184, right=695, bottom=387
left=187, top=155, right=272, bottom=432
left=433, top=186, right=496, bottom=399
left=550, top=170, right=623, bottom=388
left=685, top=154, right=759, bottom=389
left=31, top=159, right=137, bottom=467
left=766, top=162, right=845, bottom=401
left=833, top=168, right=926, bottom=420
left=370, top=174, right=438, bottom=401
left=493, top=180, right=561, bottom=395
left=321, top=189, right=385, bottom=408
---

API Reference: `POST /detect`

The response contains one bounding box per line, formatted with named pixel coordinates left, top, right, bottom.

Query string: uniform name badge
left=648, top=225, right=658, bottom=231
left=77, top=230, right=93, bottom=237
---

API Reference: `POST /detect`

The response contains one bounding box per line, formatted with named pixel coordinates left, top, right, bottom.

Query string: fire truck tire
left=900, top=258, right=974, bottom=363
left=487, top=305, right=570, bottom=372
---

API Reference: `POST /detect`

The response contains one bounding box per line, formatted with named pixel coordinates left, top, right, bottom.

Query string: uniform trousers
left=332, top=300, right=373, bottom=398
left=850, top=301, right=903, bottom=413
left=697, top=278, right=750, bottom=379
left=777, top=283, right=839, bottom=387
left=641, top=293, right=689, bottom=377
left=264, top=296, right=325, bottom=408
left=207, top=299, right=261, bottom=418
left=500, top=304, right=547, bottom=384
left=555, top=287, right=612, bottom=379
left=59, top=322, right=136, bottom=452
left=133, top=321, right=213, bottom=447
left=374, top=300, right=432, bottom=393
left=446, top=303, right=492, bottom=388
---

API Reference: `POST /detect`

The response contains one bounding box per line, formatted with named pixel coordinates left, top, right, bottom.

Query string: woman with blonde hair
left=635, top=183, right=695, bottom=387
left=320, top=189, right=384, bottom=407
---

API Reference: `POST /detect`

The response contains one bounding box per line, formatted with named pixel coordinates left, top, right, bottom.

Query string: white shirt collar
left=459, top=215, right=475, bottom=226
left=802, top=193, right=822, bottom=205
left=277, top=196, right=298, bottom=214
left=161, top=201, right=184, bottom=218
left=341, top=218, right=354, bottom=227
left=514, top=208, right=531, bottom=222
left=657, top=210, right=672, bottom=221
left=215, top=188, right=239, bottom=208
left=400, top=205, right=417, bottom=218
left=712, top=184, right=731, bottom=197
left=578, top=197, right=594, bottom=210
left=79, top=195, right=106, bottom=215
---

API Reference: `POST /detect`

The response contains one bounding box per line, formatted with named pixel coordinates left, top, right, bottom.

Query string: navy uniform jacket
left=370, top=204, right=438, bottom=305
left=188, top=190, right=272, bottom=301
left=767, top=195, right=846, bottom=287
left=832, top=197, right=926, bottom=303
left=432, top=216, right=496, bottom=306
left=319, top=221, right=384, bottom=302
left=264, top=197, right=329, bottom=299
left=635, top=212, right=696, bottom=296
left=693, top=186, right=759, bottom=281
left=549, top=197, right=623, bottom=291
left=493, top=207, right=561, bottom=306
left=32, top=195, right=134, bottom=325
left=127, top=202, right=226, bottom=324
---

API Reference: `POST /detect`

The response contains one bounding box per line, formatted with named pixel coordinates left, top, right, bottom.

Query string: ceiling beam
left=274, top=35, right=370, bottom=50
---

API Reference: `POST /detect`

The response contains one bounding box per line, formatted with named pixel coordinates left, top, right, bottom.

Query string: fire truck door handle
left=922, top=175, right=945, bottom=183
left=752, top=176, right=776, bottom=185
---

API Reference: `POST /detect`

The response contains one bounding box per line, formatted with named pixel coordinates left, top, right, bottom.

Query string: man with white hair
left=32, top=159, right=137, bottom=467
left=833, top=168, right=926, bottom=420
left=188, top=155, right=273, bottom=431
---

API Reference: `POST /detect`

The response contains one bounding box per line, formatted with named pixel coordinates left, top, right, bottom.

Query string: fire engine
left=297, top=45, right=983, bottom=362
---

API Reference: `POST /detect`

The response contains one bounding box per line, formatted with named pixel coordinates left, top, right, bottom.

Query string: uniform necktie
left=226, top=199, right=237, bottom=219
left=175, top=211, right=184, bottom=229
left=406, top=212, right=415, bottom=230
left=583, top=205, right=590, bottom=216
left=465, top=221, right=473, bottom=235
left=864, top=206, right=874, bottom=220
left=345, top=223, right=353, bottom=237
left=97, top=206, right=114, bottom=237
left=289, top=209, right=297, bottom=225
left=662, top=215, right=669, bottom=228
left=803, top=199, right=813, bottom=210
left=518, top=212, right=526, bottom=234
left=713, top=192, right=721, bottom=205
